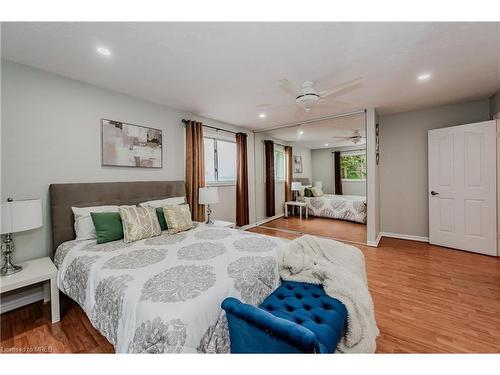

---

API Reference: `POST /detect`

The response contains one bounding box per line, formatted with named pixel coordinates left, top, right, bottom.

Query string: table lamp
left=291, top=182, right=302, bottom=201
left=1, top=198, right=43, bottom=276
left=199, top=187, right=219, bottom=225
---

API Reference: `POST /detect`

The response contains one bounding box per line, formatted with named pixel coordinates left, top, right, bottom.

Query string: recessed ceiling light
left=417, top=73, right=431, bottom=81
left=96, top=47, right=111, bottom=56
left=259, top=113, right=266, bottom=118
left=324, top=143, right=329, bottom=147
left=298, top=130, right=304, bottom=135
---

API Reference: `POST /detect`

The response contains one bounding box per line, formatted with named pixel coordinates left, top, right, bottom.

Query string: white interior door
left=428, top=120, right=497, bottom=256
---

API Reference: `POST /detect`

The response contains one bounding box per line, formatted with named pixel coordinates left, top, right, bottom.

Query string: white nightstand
left=284, top=201, right=308, bottom=219
left=0, top=257, right=59, bottom=323
left=211, top=220, right=236, bottom=229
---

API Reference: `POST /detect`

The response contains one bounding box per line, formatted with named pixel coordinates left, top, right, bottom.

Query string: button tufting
left=304, top=305, right=311, bottom=311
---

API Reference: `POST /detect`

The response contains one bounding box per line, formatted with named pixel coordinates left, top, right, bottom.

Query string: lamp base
left=0, top=263, right=23, bottom=276
left=1, top=233, right=23, bottom=276
left=205, top=204, right=215, bottom=225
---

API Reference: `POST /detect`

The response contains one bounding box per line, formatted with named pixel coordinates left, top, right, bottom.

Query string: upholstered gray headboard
left=49, top=180, right=186, bottom=252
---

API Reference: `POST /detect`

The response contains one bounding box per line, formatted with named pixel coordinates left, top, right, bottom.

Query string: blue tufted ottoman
left=222, top=281, right=347, bottom=353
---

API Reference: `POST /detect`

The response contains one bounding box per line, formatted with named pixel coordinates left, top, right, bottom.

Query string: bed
left=304, top=194, right=367, bottom=224
left=291, top=178, right=367, bottom=224
left=50, top=181, right=287, bottom=353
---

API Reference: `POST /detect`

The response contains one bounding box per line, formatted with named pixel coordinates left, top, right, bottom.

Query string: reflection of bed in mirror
left=292, top=178, right=367, bottom=224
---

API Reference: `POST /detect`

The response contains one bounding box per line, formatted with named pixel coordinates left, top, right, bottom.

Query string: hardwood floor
left=250, top=229, right=500, bottom=353
left=0, top=295, right=113, bottom=353
left=1, top=234, right=499, bottom=353
left=261, top=216, right=367, bottom=244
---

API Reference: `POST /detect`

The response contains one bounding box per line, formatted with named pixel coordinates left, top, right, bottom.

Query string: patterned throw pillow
left=310, top=187, right=324, bottom=197
left=119, top=206, right=161, bottom=243
left=162, top=204, right=193, bottom=234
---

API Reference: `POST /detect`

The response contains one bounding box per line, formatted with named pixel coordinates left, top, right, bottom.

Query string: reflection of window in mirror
left=340, top=151, right=367, bottom=181
left=274, top=149, right=285, bottom=181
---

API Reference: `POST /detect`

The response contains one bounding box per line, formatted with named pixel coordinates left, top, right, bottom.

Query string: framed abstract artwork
left=293, top=155, right=303, bottom=173
left=101, top=119, right=162, bottom=168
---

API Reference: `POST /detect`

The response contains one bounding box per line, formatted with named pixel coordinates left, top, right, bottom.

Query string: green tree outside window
left=340, top=154, right=366, bottom=180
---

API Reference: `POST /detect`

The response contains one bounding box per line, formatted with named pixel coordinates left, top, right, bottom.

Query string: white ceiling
left=262, top=113, right=366, bottom=149
left=2, top=22, right=499, bottom=130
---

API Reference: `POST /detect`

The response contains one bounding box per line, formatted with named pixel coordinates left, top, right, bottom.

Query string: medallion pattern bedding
left=55, top=224, right=287, bottom=353
left=305, top=194, right=367, bottom=224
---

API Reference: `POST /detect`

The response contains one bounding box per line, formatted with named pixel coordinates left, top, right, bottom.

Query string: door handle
left=430, top=191, right=439, bottom=196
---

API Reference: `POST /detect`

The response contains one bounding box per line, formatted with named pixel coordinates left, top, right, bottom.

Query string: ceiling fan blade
left=278, top=79, right=303, bottom=97
left=320, top=78, right=364, bottom=99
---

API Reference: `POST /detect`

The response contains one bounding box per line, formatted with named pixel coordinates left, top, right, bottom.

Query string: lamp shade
left=1, top=199, right=43, bottom=234
left=291, top=182, right=302, bottom=191
left=314, top=181, right=323, bottom=189
left=199, top=187, right=219, bottom=205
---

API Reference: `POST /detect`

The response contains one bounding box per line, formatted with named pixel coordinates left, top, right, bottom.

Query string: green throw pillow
left=156, top=207, right=168, bottom=231
left=90, top=212, right=124, bottom=244
left=304, top=187, right=313, bottom=197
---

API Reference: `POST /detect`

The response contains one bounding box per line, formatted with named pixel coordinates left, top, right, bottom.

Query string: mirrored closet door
left=252, top=111, right=368, bottom=245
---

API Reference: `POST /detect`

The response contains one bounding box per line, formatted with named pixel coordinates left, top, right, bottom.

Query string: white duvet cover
left=54, top=223, right=287, bottom=353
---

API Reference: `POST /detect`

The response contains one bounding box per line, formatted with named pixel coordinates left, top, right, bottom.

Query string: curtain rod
left=331, top=148, right=366, bottom=153
left=182, top=119, right=239, bottom=135
left=264, top=139, right=287, bottom=148
left=253, top=109, right=366, bottom=134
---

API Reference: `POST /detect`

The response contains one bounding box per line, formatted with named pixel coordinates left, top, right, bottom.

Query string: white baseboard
left=239, top=213, right=284, bottom=231
left=0, top=285, right=44, bottom=314
left=380, top=231, right=429, bottom=243
left=367, top=232, right=383, bottom=247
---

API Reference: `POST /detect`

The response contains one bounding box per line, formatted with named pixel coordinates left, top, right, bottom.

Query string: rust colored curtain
left=236, top=132, right=249, bottom=227
left=185, top=120, right=206, bottom=221
left=284, top=146, right=293, bottom=202
left=334, top=151, right=343, bottom=195
left=264, top=140, right=275, bottom=217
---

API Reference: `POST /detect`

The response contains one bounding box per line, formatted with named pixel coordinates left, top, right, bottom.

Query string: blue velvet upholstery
left=222, top=281, right=347, bottom=353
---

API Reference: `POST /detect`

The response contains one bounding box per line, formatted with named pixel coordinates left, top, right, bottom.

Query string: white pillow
left=139, top=196, right=185, bottom=208
left=71, top=205, right=119, bottom=240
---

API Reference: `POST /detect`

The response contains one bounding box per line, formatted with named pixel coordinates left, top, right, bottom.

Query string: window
left=274, top=149, right=285, bottom=181
left=340, top=151, right=366, bottom=180
left=204, top=137, right=236, bottom=184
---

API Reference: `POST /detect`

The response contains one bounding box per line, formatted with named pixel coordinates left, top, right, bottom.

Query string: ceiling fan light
left=296, top=93, right=320, bottom=111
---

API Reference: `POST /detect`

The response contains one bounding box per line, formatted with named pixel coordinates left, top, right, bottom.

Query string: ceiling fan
left=278, top=77, right=363, bottom=113
left=332, top=130, right=366, bottom=144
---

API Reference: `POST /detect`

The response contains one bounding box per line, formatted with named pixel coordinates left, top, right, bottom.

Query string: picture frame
left=101, top=119, right=163, bottom=168
left=293, top=155, right=303, bottom=173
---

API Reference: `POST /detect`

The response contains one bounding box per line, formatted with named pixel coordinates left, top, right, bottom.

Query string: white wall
left=342, top=180, right=366, bottom=196
left=378, top=99, right=491, bottom=238
left=366, top=108, right=380, bottom=245
left=311, top=148, right=335, bottom=193
left=291, top=145, right=312, bottom=182
left=1, top=60, right=253, bottom=264
left=491, top=90, right=500, bottom=119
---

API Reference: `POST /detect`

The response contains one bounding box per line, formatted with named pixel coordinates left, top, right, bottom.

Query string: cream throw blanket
left=279, top=235, right=379, bottom=353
